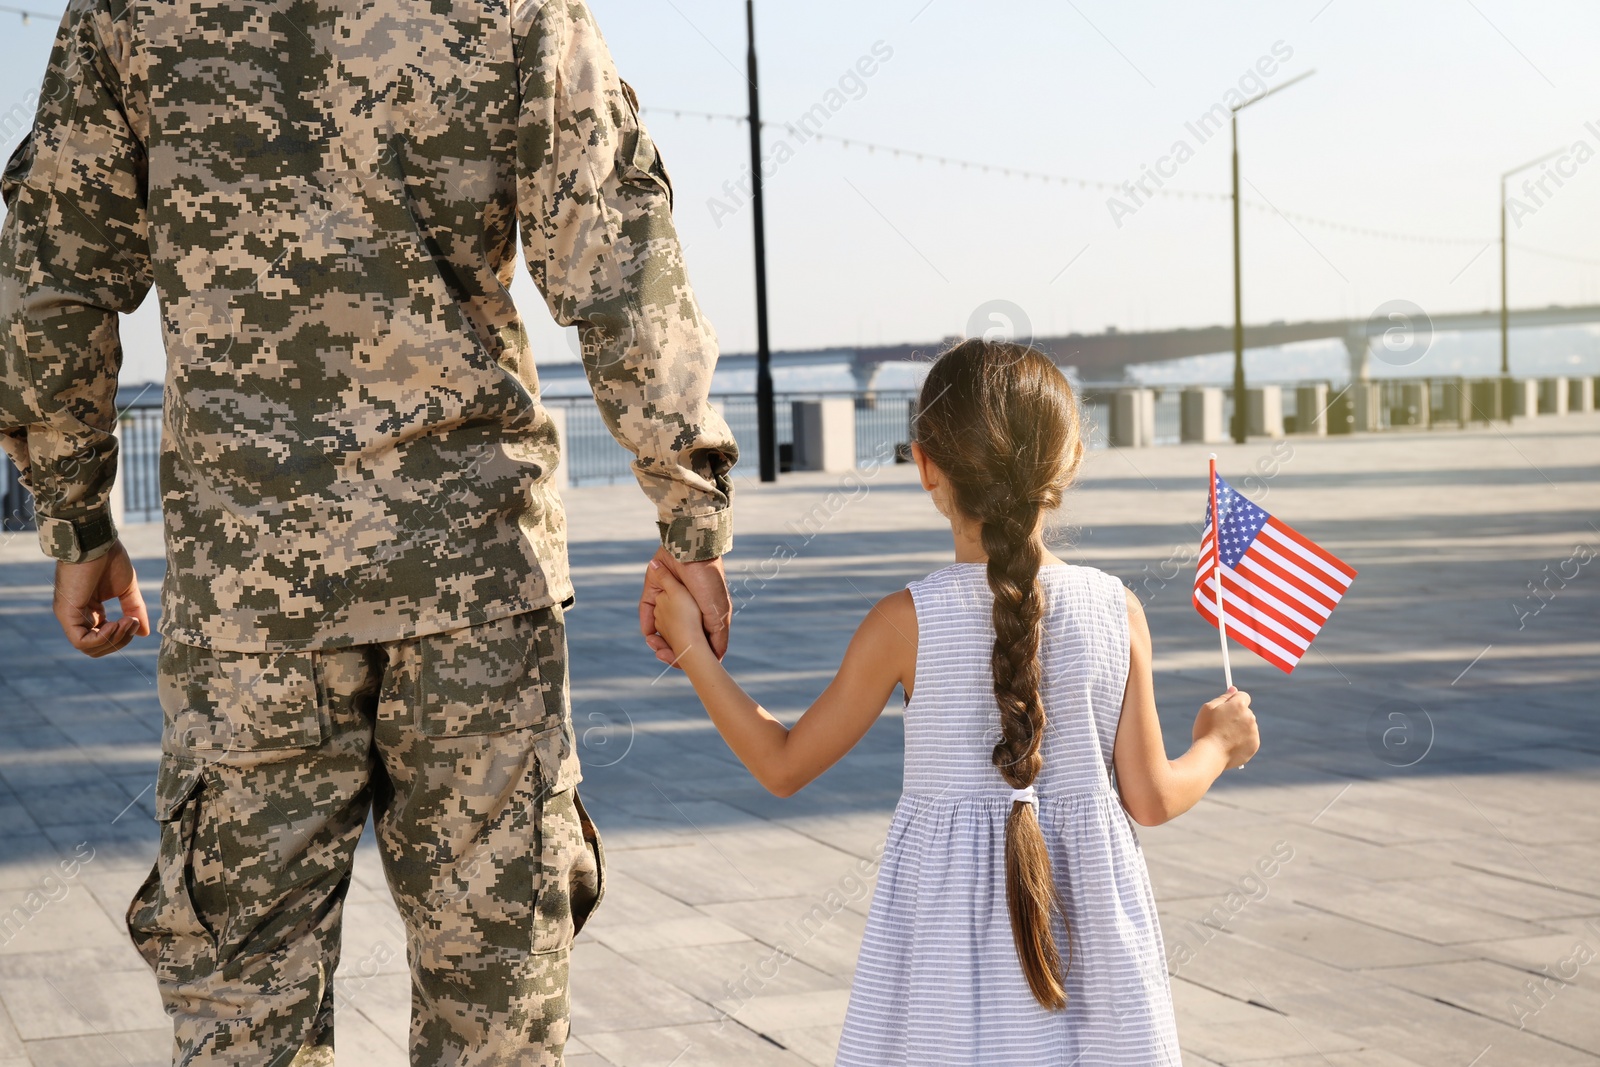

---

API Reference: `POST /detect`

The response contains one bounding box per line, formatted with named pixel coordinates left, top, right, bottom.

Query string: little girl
left=649, top=340, right=1260, bottom=1066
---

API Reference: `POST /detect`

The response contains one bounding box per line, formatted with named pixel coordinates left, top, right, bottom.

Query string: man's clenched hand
left=639, top=546, right=730, bottom=666
left=53, top=540, right=150, bottom=657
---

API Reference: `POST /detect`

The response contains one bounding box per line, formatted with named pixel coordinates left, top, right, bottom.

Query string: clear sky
left=0, top=0, right=1596, bottom=381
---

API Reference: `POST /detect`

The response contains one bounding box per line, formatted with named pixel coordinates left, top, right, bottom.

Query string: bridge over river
left=535, top=302, right=1600, bottom=388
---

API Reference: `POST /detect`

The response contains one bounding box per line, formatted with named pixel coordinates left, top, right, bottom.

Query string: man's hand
left=53, top=540, right=151, bottom=658
left=639, top=546, right=730, bottom=666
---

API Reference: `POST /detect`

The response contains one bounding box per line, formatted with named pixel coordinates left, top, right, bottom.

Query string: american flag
left=1193, top=473, right=1356, bottom=673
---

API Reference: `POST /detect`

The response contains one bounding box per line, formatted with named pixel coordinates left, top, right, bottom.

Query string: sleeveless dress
left=835, top=563, right=1182, bottom=1066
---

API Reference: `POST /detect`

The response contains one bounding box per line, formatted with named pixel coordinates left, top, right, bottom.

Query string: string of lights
left=0, top=3, right=58, bottom=23
left=642, top=106, right=1577, bottom=252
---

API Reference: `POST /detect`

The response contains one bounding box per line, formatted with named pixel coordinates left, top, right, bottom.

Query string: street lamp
left=1500, top=146, right=1565, bottom=420
left=745, top=0, right=777, bottom=482
left=1230, top=69, right=1316, bottom=444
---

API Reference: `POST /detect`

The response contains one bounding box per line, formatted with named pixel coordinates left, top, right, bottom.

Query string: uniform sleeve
left=0, top=0, right=151, bottom=563
left=514, top=0, right=736, bottom=562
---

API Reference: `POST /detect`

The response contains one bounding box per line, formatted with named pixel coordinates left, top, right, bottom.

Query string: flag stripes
left=1193, top=473, right=1356, bottom=674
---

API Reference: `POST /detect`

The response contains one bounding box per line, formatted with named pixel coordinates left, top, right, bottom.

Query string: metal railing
left=548, top=391, right=921, bottom=487
left=1, top=451, right=32, bottom=533
left=119, top=402, right=164, bottom=521
left=2, top=372, right=1593, bottom=528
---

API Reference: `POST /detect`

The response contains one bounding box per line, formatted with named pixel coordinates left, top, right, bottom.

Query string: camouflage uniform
left=0, top=0, right=733, bottom=1061
left=130, top=608, right=601, bottom=1066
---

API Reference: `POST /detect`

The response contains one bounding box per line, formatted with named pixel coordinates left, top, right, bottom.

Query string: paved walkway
left=1, top=416, right=1597, bottom=1067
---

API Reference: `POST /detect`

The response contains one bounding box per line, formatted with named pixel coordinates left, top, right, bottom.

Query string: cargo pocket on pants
left=414, top=610, right=564, bottom=736
left=413, top=608, right=582, bottom=794
left=159, top=640, right=327, bottom=758
left=530, top=789, right=605, bottom=956
left=571, top=789, right=605, bottom=936
left=127, top=754, right=220, bottom=987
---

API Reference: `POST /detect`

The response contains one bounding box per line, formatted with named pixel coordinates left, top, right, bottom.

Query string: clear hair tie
left=1010, top=785, right=1037, bottom=807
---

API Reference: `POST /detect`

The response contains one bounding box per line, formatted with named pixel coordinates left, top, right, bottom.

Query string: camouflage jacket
left=0, top=0, right=737, bottom=650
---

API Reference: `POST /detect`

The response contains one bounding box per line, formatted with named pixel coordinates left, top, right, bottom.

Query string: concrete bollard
left=1110, top=389, right=1155, bottom=448
left=1512, top=379, right=1539, bottom=419
left=1468, top=379, right=1500, bottom=423
left=1349, top=382, right=1381, bottom=432
left=1538, top=378, right=1569, bottom=416
left=543, top=405, right=572, bottom=490
left=1246, top=386, right=1284, bottom=438
left=1391, top=382, right=1430, bottom=428
left=1180, top=388, right=1226, bottom=444
left=791, top=398, right=856, bottom=472
left=1295, top=384, right=1329, bottom=436
left=1570, top=377, right=1595, bottom=414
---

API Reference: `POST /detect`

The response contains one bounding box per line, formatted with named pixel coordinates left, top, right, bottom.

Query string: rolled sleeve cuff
left=659, top=509, right=732, bottom=563
left=38, top=509, right=118, bottom=564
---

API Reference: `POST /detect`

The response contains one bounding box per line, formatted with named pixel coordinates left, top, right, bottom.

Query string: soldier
left=0, top=0, right=737, bottom=1062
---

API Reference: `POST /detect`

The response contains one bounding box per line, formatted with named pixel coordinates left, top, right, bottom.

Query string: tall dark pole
left=1225, top=69, right=1314, bottom=444
left=1499, top=177, right=1509, bottom=378
left=746, top=0, right=776, bottom=482
left=1496, top=147, right=1564, bottom=423
left=1230, top=113, right=1246, bottom=444
left=1500, top=176, right=1510, bottom=420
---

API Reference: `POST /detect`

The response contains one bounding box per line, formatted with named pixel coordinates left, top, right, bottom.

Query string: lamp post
left=1229, top=69, right=1315, bottom=444
left=1499, top=146, right=1565, bottom=420
left=745, top=0, right=776, bottom=482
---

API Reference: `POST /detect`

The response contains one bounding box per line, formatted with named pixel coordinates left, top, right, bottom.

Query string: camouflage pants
left=126, top=607, right=604, bottom=1067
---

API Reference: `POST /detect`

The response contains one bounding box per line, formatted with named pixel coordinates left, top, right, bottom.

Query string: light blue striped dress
left=836, top=563, right=1181, bottom=1066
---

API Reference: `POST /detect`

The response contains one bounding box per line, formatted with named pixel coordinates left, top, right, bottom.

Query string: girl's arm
left=652, top=564, right=916, bottom=797
left=1112, top=588, right=1259, bottom=826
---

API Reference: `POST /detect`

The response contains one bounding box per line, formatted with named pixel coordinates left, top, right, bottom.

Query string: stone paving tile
left=76, top=865, right=154, bottom=943
left=2, top=418, right=1597, bottom=1065
left=1375, top=958, right=1600, bottom=1050
left=19, top=1030, right=169, bottom=1067
left=1232, top=1053, right=1430, bottom=1067
left=1464, top=927, right=1600, bottom=981
left=724, top=989, right=853, bottom=1039
left=764, top=1024, right=842, bottom=1067
left=696, top=896, right=871, bottom=982
left=586, top=915, right=754, bottom=955
left=328, top=1006, right=407, bottom=1065
left=569, top=943, right=724, bottom=1033
left=0, top=887, right=127, bottom=958
left=579, top=1021, right=813, bottom=1067
left=0, top=1006, right=21, bottom=1060
left=1231, top=909, right=1470, bottom=971
left=334, top=971, right=411, bottom=1062
left=1403, top=870, right=1600, bottom=923
left=1180, top=1016, right=1367, bottom=1063
left=626, top=941, right=843, bottom=1013
left=1290, top=884, right=1558, bottom=945
left=0, top=966, right=166, bottom=1041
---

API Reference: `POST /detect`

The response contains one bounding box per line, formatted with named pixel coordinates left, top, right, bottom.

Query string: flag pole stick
left=1209, top=454, right=1234, bottom=689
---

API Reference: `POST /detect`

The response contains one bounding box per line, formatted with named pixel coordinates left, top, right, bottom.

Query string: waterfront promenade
left=0, top=417, right=1596, bottom=1066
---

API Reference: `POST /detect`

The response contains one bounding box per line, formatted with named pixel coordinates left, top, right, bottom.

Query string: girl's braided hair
left=913, top=339, right=1085, bottom=1009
